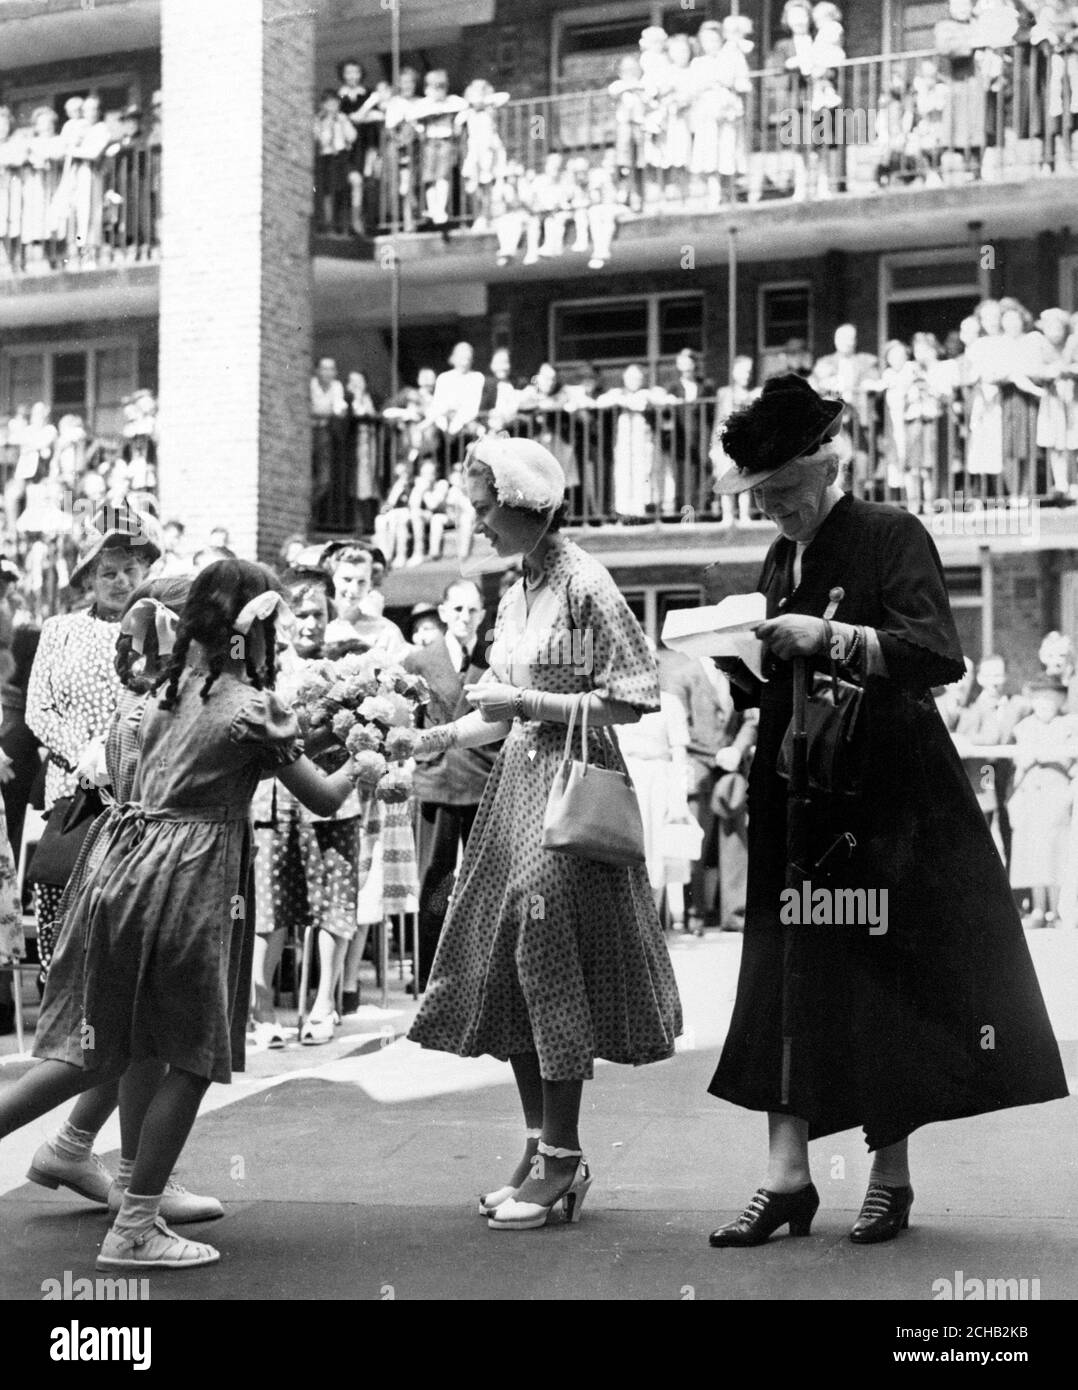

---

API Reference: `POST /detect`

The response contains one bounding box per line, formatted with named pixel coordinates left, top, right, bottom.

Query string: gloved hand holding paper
left=660, top=592, right=768, bottom=683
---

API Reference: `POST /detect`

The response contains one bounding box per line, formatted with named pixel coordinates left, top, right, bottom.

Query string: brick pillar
left=158, top=0, right=313, bottom=564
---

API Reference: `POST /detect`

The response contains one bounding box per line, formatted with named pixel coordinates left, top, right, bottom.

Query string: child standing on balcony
left=0, top=106, right=23, bottom=276
left=661, top=33, right=696, bottom=201
left=337, top=58, right=369, bottom=235
left=313, top=88, right=356, bottom=234
left=609, top=54, right=648, bottom=212
left=639, top=25, right=672, bottom=202
left=1028, top=306, right=1078, bottom=501
left=456, top=79, right=509, bottom=232
left=415, top=70, right=465, bottom=228
left=384, top=68, right=424, bottom=233
left=809, top=3, right=846, bottom=197
left=716, top=15, right=755, bottom=205
left=910, top=58, right=949, bottom=185
left=936, top=0, right=987, bottom=177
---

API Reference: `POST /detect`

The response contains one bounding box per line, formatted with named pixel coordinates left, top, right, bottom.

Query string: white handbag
left=542, top=692, right=647, bottom=868
left=659, top=815, right=704, bottom=862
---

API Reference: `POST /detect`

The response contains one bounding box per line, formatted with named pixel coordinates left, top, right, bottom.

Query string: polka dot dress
left=408, top=535, right=683, bottom=1081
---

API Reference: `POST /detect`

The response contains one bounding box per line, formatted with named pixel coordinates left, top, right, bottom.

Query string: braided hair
left=115, top=575, right=193, bottom=694
left=157, top=559, right=282, bottom=710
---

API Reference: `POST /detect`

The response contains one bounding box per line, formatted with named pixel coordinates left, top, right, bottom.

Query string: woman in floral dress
left=409, top=436, right=682, bottom=1232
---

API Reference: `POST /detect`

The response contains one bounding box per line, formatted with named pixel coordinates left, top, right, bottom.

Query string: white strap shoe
left=98, top=1217, right=220, bottom=1270
left=487, top=1143, right=592, bottom=1231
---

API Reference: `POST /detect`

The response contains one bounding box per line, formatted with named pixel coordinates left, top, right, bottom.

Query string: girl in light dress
left=618, top=642, right=694, bottom=925
left=662, top=33, right=696, bottom=200
left=1027, top=306, right=1078, bottom=499
left=22, top=107, right=61, bottom=273
left=809, top=3, right=847, bottom=198
left=596, top=364, right=677, bottom=518
left=865, top=340, right=923, bottom=507
left=456, top=79, right=509, bottom=231
left=1008, top=675, right=1078, bottom=927
left=639, top=25, right=673, bottom=196
left=910, top=57, right=950, bottom=184
left=0, top=105, right=26, bottom=275
left=965, top=298, right=1038, bottom=494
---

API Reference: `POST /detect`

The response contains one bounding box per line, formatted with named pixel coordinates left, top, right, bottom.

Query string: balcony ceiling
left=0, top=0, right=161, bottom=70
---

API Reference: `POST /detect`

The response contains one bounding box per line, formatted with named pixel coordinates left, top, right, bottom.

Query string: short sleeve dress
left=408, top=534, right=683, bottom=1081
left=34, top=670, right=301, bottom=1084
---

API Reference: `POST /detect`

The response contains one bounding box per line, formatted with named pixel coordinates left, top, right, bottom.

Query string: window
left=622, top=585, right=705, bottom=642
left=1, top=339, right=139, bottom=437
left=3, top=71, right=140, bottom=126
left=553, top=2, right=701, bottom=91
left=899, top=2, right=949, bottom=55
left=758, top=281, right=813, bottom=380
left=551, top=292, right=704, bottom=384
left=879, top=249, right=982, bottom=353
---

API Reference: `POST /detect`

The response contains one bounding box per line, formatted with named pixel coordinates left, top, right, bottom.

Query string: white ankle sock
left=112, top=1190, right=162, bottom=1237
left=52, top=1121, right=97, bottom=1160
left=116, top=1157, right=135, bottom=1186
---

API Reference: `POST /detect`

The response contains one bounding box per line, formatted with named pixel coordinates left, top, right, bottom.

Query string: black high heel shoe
left=849, top=1183, right=913, bottom=1243
left=708, top=1183, right=819, bottom=1248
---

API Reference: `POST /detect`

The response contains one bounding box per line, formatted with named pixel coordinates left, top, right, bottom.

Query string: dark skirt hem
left=706, top=1080, right=1073, bottom=1152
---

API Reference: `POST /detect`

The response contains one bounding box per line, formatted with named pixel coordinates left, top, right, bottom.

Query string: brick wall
left=157, top=0, right=313, bottom=563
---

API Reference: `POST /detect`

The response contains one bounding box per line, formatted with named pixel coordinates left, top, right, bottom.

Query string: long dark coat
left=708, top=495, right=1068, bottom=1150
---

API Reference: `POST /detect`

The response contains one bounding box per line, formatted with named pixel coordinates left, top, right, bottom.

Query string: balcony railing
left=315, top=42, right=1075, bottom=240
left=0, top=137, right=160, bottom=277
left=311, top=389, right=1060, bottom=542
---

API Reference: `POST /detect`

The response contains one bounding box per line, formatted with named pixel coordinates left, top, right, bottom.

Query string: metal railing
left=316, top=42, right=1075, bottom=238
left=311, top=387, right=1059, bottom=538
left=0, top=138, right=160, bottom=276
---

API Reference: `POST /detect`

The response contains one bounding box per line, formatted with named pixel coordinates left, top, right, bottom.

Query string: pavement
left=1, top=929, right=1076, bottom=1302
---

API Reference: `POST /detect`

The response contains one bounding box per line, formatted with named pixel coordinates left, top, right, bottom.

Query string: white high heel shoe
left=487, top=1143, right=592, bottom=1231
left=478, top=1129, right=541, bottom=1217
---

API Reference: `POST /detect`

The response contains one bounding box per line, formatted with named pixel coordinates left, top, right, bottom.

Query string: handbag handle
left=561, top=691, right=590, bottom=771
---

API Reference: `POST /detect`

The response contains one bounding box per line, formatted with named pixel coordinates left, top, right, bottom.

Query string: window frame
left=551, top=0, right=691, bottom=92
left=548, top=288, right=705, bottom=382
left=878, top=247, right=983, bottom=356
left=3, top=68, right=141, bottom=123
left=757, top=278, right=814, bottom=354
left=1, top=336, right=140, bottom=438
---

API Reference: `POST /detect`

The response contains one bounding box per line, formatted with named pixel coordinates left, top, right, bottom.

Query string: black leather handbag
left=27, top=758, right=105, bottom=889
left=776, top=666, right=865, bottom=801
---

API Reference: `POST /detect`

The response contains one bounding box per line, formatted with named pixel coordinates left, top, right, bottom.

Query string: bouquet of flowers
left=291, top=652, right=430, bottom=802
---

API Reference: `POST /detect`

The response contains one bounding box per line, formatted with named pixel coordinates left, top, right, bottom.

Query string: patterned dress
left=34, top=672, right=301, bottom=1084
left=25, top=609, right=124, bottom=969
left=409, top=534, right=683, bottom=1081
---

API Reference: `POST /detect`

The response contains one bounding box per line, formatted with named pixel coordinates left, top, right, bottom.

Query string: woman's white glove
left=74, top=737, right=110, bottom=790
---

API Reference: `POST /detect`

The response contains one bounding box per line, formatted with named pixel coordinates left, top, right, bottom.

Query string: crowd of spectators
left=936, top=629, right=1078, bottom=929
left=0, top=90, right=160, bottom=274
left=309, top=1, right=1078, bottom=256
left=312, top=298, right=1078, bottom=551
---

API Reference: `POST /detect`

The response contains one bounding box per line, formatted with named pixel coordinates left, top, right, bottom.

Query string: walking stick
left=781, top=654, right=811, bottom=1107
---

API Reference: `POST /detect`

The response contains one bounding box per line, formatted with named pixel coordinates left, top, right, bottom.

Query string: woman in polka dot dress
left=409, top=437, right=682, bottom=1232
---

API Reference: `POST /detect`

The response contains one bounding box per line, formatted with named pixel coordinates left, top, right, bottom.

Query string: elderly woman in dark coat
left=705, top=375, right=1068, bottom=1248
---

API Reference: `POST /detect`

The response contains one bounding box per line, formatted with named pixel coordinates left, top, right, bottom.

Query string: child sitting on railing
left=491, top=161, right=527, bottom=265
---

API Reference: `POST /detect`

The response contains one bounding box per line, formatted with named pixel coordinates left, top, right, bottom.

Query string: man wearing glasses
left=404, top=579, right=499, bottom=993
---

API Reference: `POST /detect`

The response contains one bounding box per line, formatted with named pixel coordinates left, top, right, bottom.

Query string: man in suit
left=478, top=347, right=520, bottom=430
left=404, top=577, right=498, bottom=992
left=808, top=323, right=877, bottom=429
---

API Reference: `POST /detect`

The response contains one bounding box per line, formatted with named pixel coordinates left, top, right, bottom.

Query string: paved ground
left=2, top=930, right=1076, bottom=1301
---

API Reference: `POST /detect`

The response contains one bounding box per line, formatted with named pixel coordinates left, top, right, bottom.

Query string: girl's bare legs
left=68, top=1079, right=121, bottom=1134
left=342, top=930, right=364, bottom=999
left=117, top=1058, right=168, bottom=1161
left=428, top=514, right=447, bottom=560
left=126, top=1067, right=211, bottom=1197
left=0, top=1060, right=125, bottom=1139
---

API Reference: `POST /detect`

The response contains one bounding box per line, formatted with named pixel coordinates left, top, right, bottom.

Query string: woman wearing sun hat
left=704, top=374, right=1068, bottom=1250
left=408, top=435, right=682, bottom=1232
